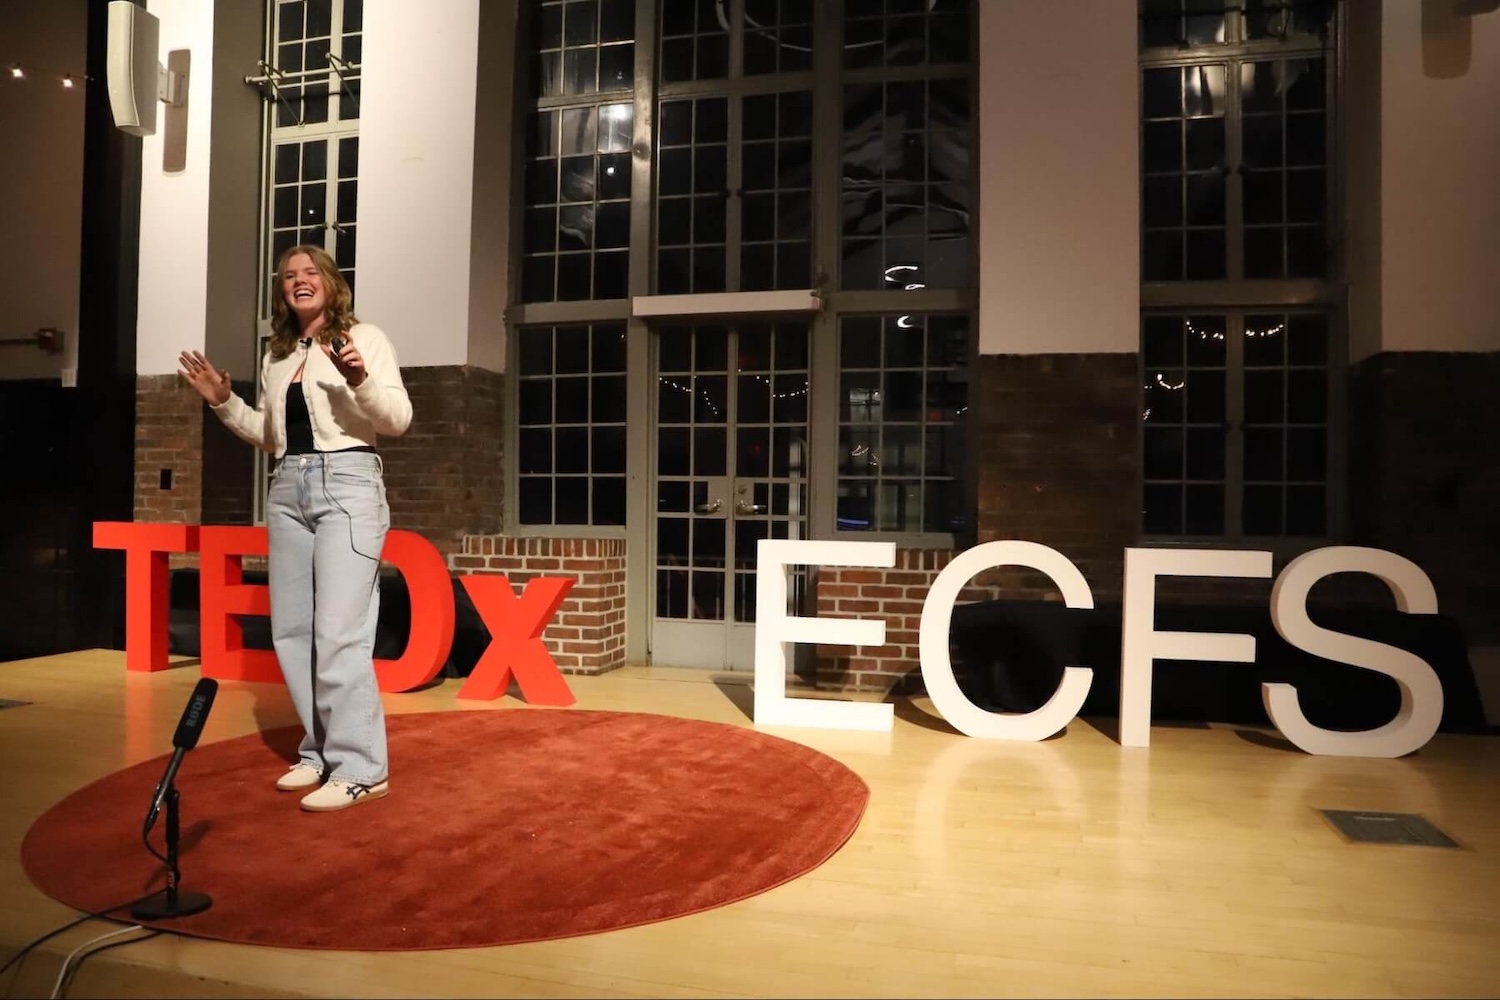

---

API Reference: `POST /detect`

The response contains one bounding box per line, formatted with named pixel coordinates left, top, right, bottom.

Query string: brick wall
left=383, top=366, right=504, bottom=555
left=972, top=354, right=1141, bottom=601
left=1350, top=351, right=1500, bottom=642
left=200, top=380, right=258, bottom=527
left=134, top=376, right=279, bottom=570
left=134, top=374, right=203, bottom=526
left=452, top=535, right=627, bottom=675
left=814, top=548, right=988, bottom=692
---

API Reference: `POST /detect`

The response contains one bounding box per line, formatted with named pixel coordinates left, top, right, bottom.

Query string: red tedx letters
left=93, top=522, right=576, bottom=705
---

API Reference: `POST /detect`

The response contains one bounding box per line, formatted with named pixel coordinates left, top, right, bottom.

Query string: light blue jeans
left=265, top=450, right=390, bottom=785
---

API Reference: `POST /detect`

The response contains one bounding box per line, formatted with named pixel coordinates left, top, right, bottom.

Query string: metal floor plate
left=1321, top=809, right=1461, bottom=848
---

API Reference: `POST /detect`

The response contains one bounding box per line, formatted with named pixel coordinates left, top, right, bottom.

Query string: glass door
left=651, top=323, right=810, bottom=670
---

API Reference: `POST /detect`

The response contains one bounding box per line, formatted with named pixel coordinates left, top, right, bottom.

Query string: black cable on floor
left=0, top=892, right=159, bottom=983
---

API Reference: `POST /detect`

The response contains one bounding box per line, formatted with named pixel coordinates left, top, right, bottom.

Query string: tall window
left=255, top=0, right=364, bottom=521
left=837, top=0, right=974, bottom=539
left=512, top=1, right=976, bottom=540
left=652, top=2, right=817, bottom=297
left=1138, top=0, right=1340, bottom=541
left=521, top=0, right=636, bottom=305
left=265, top=0, right=363, bottom=302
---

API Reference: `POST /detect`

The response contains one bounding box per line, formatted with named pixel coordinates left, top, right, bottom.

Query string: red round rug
left=22, top=709, right=868, bottom=951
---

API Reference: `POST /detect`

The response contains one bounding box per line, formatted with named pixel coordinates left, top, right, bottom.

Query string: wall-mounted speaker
left=106, top=1, right=160, bottom=136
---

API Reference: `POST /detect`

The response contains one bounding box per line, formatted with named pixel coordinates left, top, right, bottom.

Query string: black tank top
left=284, top=382, right=316, bottom=455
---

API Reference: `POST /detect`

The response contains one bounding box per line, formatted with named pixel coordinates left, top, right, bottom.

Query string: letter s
left=1265, top=546, right=1442, bottom=758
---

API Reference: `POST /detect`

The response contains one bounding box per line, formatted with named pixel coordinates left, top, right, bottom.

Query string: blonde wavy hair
left=268, top=244, right=358, bottom=360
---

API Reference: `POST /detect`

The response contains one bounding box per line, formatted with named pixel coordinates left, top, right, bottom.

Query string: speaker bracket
left=158, top=65, right=187, bottom=108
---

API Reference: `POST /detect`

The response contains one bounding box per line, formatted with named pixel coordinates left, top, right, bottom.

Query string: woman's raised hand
left=178, top=350, right=232, bottom=406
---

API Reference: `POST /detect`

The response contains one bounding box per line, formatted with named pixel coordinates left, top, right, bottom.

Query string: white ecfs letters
left=752, top=541, right=1444, bottom=758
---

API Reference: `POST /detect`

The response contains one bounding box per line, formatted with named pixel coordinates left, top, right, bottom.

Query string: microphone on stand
left=134, top=677, right=218, bottom=921
left=144, top=678, right=218, bottom=835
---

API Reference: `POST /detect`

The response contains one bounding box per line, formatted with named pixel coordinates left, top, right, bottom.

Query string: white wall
left=977, top=0, right=1140, bottom=355
left=1375, top=0, right=1500, bottom=357
left=465, top=0, right=519, bottom=375
left=0, top=0, right=88, bottom=382
left=136, top=0, right=215, bottom=375
left=357, top=0, right=481, bottom=369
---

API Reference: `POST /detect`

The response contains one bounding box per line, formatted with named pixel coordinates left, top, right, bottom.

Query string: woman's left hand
left=324, top=336, right=367, bottom=387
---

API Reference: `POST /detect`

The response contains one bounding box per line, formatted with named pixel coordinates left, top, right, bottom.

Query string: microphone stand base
left=130, top=890, right=212, bottom=921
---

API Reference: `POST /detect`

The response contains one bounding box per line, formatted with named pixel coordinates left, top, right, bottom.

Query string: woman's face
left=281, top=253, right=326, bottom=325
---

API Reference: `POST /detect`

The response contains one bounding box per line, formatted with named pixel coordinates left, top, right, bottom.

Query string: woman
left=178, top=245, right=412, bottom=812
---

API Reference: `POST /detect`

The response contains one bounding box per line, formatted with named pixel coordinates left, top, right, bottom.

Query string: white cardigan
left=211, top=322, right=413, bottom=458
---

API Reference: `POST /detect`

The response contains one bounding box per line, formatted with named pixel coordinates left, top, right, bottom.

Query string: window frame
left=506, top=321, right=632, bottom=539
left=253, top=0, right=365, bottom=525
left=507, top=0, right=979, bottom=546
left=1137, top=306, right=1347, bottom=552
left=831, top=311, right=973, bottom=541
left=1137, top=0, right=1347, bottom=551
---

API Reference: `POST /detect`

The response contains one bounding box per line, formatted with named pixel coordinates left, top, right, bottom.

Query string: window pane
left=842, top=81, right=972, bottom=291
left=1236, top=57, right=1329, bottom=279
left=1141, top=64, right=1227, bottom=281
left=838, top=315, right=968, bottom=536
left=744, top=0, right=813, bottom=74
left=741, top=91, right=814, bottom=292
left=516, top=324, right=630, bottom=526
left=522, top=101, right=634, bottom=303
left=844, top=0, right=971, bottom=69
left=659, top=0, right=727, bottom=82
left=656, top=97, right=728, bottom=294
left=1144, top=309, right=1336, bottom=540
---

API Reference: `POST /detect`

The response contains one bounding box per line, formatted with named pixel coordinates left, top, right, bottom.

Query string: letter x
left=457, top=575, right=576, bottom=705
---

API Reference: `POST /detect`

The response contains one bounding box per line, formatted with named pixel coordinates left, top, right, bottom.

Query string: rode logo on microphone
left=93, top=522, right=577, bottom=707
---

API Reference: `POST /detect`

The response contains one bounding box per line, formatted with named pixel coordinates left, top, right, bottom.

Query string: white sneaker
left=300, top=778, right=389, bottom=812
left=275, top=763, right=324, bottom=791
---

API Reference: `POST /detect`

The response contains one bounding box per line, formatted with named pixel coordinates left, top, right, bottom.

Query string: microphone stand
left=132, top=786, right=212, bottom=921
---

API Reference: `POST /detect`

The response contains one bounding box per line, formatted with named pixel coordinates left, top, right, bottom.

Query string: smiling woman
left=176, top=243, right=412, bottom=813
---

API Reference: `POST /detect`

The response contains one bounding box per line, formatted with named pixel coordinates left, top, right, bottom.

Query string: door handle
left=734, top=500, right=767, bottom=516
left=694, top=499, right=723, bottom=515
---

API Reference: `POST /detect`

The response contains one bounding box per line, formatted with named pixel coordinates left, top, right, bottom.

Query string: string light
left=5, top=62, right=92, bottom=89
left=1184, top=318, right=1286, bottom=340
left=657, top=375, right=811, bottom=420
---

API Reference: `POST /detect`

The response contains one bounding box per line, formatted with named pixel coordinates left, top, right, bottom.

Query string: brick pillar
left=134, top=375, right=261, bottom=532
left=452, top=536, right=627, bottom=675
left=382, top=366, right=504, bottom=556
left=1350, top=351, right=1500, bottom=642
left=972, top=354, right=1140, bottom=601
left=134, top=374, right=203, bottom=527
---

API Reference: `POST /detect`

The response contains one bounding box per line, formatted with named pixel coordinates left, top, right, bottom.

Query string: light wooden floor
left=2, top=650, right=1498, bottom=999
